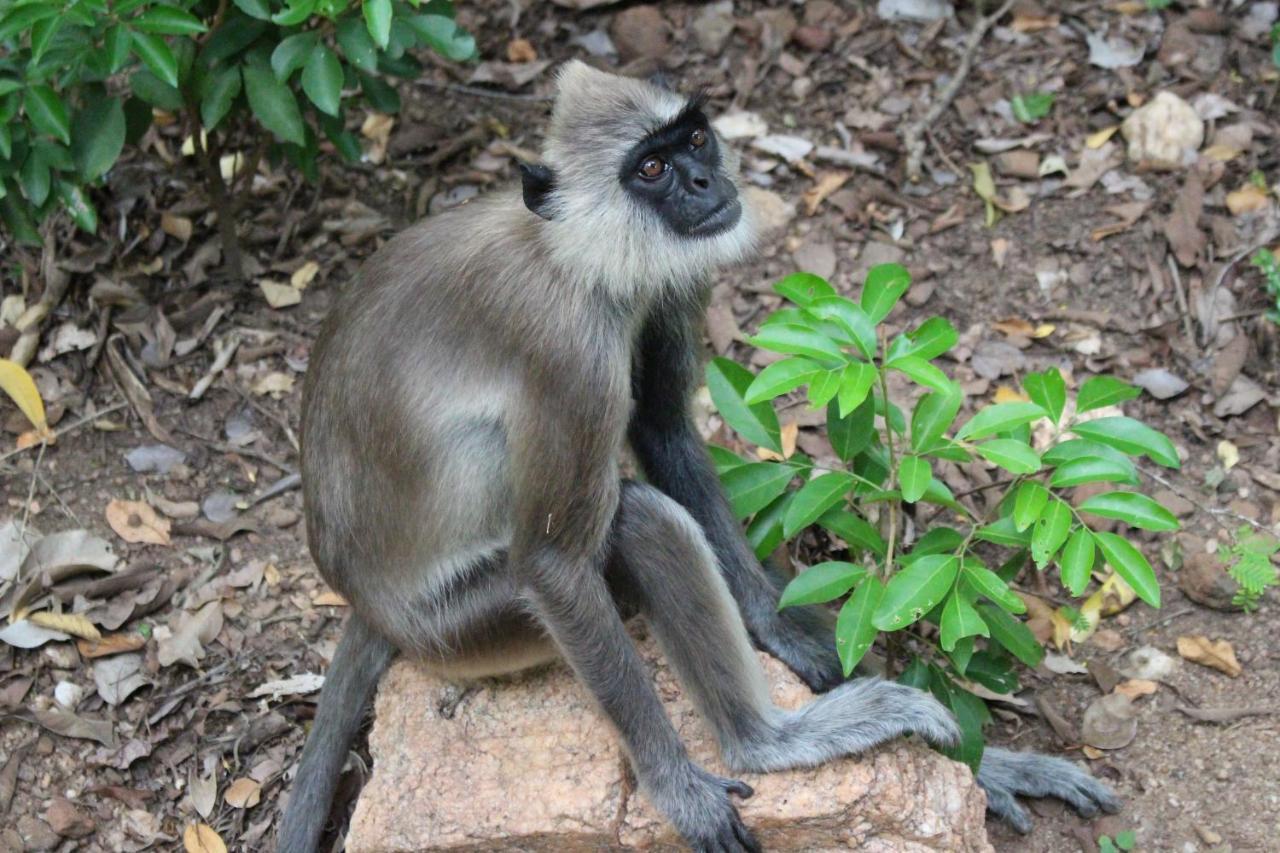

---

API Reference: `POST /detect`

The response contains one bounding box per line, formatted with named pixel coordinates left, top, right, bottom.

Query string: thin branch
left=901, top=0, right=1015, bottom=182
left=1138, top=466, right=1270, bottom=533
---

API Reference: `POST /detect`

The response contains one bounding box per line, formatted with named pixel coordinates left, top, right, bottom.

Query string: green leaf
left=19, top=149, right=51, bottom=206
left=129, top=70, right=183, bottom=110
left=104, top=26, right=132, bottom=73
left=1031, top=499, right=1072, bottom=568
left=783, top=472, right=855, bottom=536
left=271, top=0, right=317, bottom=26
left=966, top=650, right=1019, bottom=693
left=404, top=13, right=476, bottom=61
left=1042, top=438, right=1135, bottom=470
left=272, top=32, right=320, bottom=81
left=836, top=577, right=883, bottom=676
left=0, top=125, right=10, bottom=160
left=721, top=462, right=795, bottom=519
left=818, top=508, right=885, bottom=556
left=807, top=297, right=876, bottom=359
left=1012, top=482, right=1049, bottom=532
left=364, top=0, right=393, bottom=49
left=975, top=515, right=1032, bottom=547
left=976, top=439, right=1041, bottom=475
left=24, top=86, right=71, bottom=145
left=828, top=397, right=874, bottom=462
left=0, top=4, right=59, bottom=42
left=1049, top=456, right=1141, bottom=488
left=779, top=562, right=867, bottom=609
left=200, top=66, right=242, bottom=131
left=940, top=593, right=989, bottom=651
left=888, top=355, right=955, bottom=394
left=71, top=99, right=125, bottom=183
left=302, top=45, right=343, bottom=116
left=1094, top=532, right=1161, bottom=607
left=806, top=369, right=842, bottom=409
left=1078, top=491, right=1179, bottom=532
left=962, top=563, right=1025, bottom=613
left=911, top=386, right=961, bottom=453
left=30, top=15, right=63, bottom=64
left=886, top=316, right=958, bottom=363
left=940, top=681, right=988, bottom=772
left=1070, top=416, right=1180, bottom=468
left=707, top=445, right=747, bottom=474
left=1059, top=529, right=1095, bottom=596
left=748, top=324, right=845, bottom=363
left=1023, top=368, right=1066, bottom=424
left=956, top=401, right=1045, bottom=441
left=56, top=180, right=97, bottom=232
left=836, top=362, right=876, bottom=418
left=131, top=32, right=179, bottom=88
left=706, top=357, right=782, bottom=453
left=745, top=490, right=792, bottom=559
left=860, top=262, right=910, bottom=323
left=232, top=0, right=272, bottom=20
left=873, top=554, right=959, bottom=631
left=336, top=16, right=379, bottom=72
left=744, top=357, right=822, bottom=404
left=1011, top=91, right=1054, bottom=123
left=775, top=272, right=835, bottom=306
left=133, top=5, right=207, bottom=35
left=977, top=603, right=1043, bottom=667
left=1076, top=376, right=1140, bottom=414
left=897, top=456, right=931, bottom=504
left=243, top=65, right=306, bottom=146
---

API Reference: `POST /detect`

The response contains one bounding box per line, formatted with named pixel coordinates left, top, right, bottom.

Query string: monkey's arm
left=628, top=304, right=844, bottom=692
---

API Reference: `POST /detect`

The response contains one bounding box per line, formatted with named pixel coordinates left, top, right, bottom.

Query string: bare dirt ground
left=2, top=2, right=1279, bottom=852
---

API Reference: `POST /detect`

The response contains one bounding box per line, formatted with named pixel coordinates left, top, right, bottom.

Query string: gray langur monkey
left=278, top=60, right=1119, bottom=853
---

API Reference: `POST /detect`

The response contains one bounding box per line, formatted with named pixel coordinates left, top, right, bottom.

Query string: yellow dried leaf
left=1086, top=126, right=1120, bottom=149
left=1082, top=744, right=1105, bottom=760
left=1094, top=572, right=1137, bottom=617
left=224, top=777, right=261, bottom=809
left=802, top=171, right=852, bottom=216
left=0, top=357, right=49, bottom=434
left=290, top=261, right=320, bottom=290
left=506, top=37, right=538, bottom=63
left=219, top=153, right=245, bottom=182
left=969, top=162, right=998, bottom=227
left=1177, top=635, right=1242, bottom=677
left=1010, top=10, right=1059, bottom=31
left=251, top=371, right=295, bottom=397
left=993, top=386, right=1029, bottom=404
left=1201, top=143, right=1241, bottom=162
left=259, top=281, right=302, bottom=309
left=312, top=590, right=349, bottom=607
left=1033, top=324, right=1055, bottom=338
left=183, top=823, right=227, bottom=853
left=992, top=318, right=1036, bottom=338
left=1225, top=184, right=1270, bottom=216
left=29, top=612, right=101, bottom=642
left=1217, top=439, right=1239, bottom=470
left=758, top=421, right=799, bottom=461
left=161, top=212, right=193, bottom=242
left=1114, top=678, right=1158, bottom=699
left=105, top=499, right=172, bottom=546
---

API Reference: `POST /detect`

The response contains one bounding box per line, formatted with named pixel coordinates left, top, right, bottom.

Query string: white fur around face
left=538, top=61, right=758, bottom=301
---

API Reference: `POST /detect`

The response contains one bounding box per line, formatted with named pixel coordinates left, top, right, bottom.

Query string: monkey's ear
left=519, top=162, right=557, bottom=221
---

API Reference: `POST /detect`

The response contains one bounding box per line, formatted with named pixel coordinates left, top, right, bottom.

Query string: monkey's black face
left=620, top=104, right=742, bottom=239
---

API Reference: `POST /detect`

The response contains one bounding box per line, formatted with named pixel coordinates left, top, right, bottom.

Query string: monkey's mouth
left=688, top=199, right=742, bottom=237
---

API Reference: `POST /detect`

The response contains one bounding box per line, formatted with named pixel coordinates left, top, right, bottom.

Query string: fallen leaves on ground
left=106, top=499, right=172, bottom=546
left=1177, top=635, right=1243, bottom=677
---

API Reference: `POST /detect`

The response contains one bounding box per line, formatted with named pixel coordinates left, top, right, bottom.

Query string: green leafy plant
left=1272, top=22, right=1280, bottom=69
left=707, top=265, right=1180, bottom=768
left=0, top=0, right=475, bottom=272
left=1011, top=91, right=1054, bottom=124
left=1099, top=829, right=1137, bottom=852
left=1221, top=526, right=1279, bottom=611
left=1144, top=0, right=1172, bottom=10
left=1251, top=248, right=1280, bottom=326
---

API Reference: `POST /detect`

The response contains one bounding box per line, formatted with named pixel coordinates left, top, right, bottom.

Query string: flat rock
left=348, top=635, right=991, bottom=852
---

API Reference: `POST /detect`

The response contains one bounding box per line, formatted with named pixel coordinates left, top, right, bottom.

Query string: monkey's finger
left=723, top=778, right=754, bottom=799
left=732, top=818, right=763, bottom=853
left=983, top=787, right=1033, bottom=834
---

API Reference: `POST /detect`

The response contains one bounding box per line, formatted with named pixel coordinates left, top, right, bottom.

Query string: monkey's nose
left=692, top=176, right=710, bottom=190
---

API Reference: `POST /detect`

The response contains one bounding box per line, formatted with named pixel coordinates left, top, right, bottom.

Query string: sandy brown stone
left=348, top=635, right=991, bottom=852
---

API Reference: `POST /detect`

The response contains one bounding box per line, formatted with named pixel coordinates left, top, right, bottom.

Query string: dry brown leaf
left=105, top=499, right=171, bottom=546
left=224, top=777, right=261, bottom=809
left=758, top=421, right=799, bottom=461
left=1225, top=184, right=1270, bottom=216
left=77, top=633, right=147, bottom=659
left=801, top=171, right=851, bottom=216
left=1163, top=171, right=1206, bottom=267
left=1202, top=143, right=1241, bottom=162
left=990, top=238, right=1010, bottom=268
left=506, top=37, right=537, bottom=63
left=1114, top=678, right=1158, bottom=699
left=1011, top=9, right=1059, bottom=31
left=312, top=590, right=348, bottom=607
left=1090, top=201, right=1149, bottom=241
left=29, top=612, right=101, bottom=642
left=160, top=213, right=193, bottom=242
left=993, top=385, right=1029, bottom=404
left=183, top=823, right=227, bottom=853
left=992, top=317, right=1035, bottom=338
left=251, top=371, right=294, bottom=397
left=1086, top=126, right=1120, bottom=149
left=1177, top=635, right=1242, bottom=677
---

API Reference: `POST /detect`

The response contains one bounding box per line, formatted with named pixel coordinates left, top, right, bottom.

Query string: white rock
left=713, top=110, right=768, bottom=140
left=750, top=134, right=814, bottom=164
left=877, top=0, right=953, bottom=22
left=1120, top=91, right=1204, bottom=170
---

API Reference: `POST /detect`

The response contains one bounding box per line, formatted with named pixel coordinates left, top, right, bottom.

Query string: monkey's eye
left=638, top=156, right=667, bottom=180
left=690, top=129, right=708, bottom=149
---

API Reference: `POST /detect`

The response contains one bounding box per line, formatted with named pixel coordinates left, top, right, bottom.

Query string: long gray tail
left=277, top=613, right=396, bottom=853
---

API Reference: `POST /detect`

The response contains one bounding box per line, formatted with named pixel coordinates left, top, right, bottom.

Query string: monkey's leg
left=278, top=613, right=395, bottom=853
left=609, top=482, right=959, bottom=774
left=976, top=748, right=1121, bottom=832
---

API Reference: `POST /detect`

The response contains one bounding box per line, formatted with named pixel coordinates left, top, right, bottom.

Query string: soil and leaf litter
left=1, top=0, right=1280, bottom=851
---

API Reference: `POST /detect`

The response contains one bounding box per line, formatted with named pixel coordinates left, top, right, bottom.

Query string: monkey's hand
left=976, top=747, right=1121, bottom=833
left=651, top=765, right=761, bottom=853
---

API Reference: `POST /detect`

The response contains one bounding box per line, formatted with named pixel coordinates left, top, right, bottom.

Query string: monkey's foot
left=976, top=747, right=1121, bottom=833
left=653, top=766, right=761, bottom=853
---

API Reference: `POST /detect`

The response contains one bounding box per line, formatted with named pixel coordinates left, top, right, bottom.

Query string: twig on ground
left=1139, top=466, right=1272, bottom=533
left=1199, top=221, right=1280, bottom=349
left=1165, top=255, right=1197, bottom=350
left=901, top=0, right=1015, bottom=182
left=418, top=78, right=553, bottom=103
left=0, top=401, right=129, bottom=466
left=1123, top=606, right=1195, bottom=636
